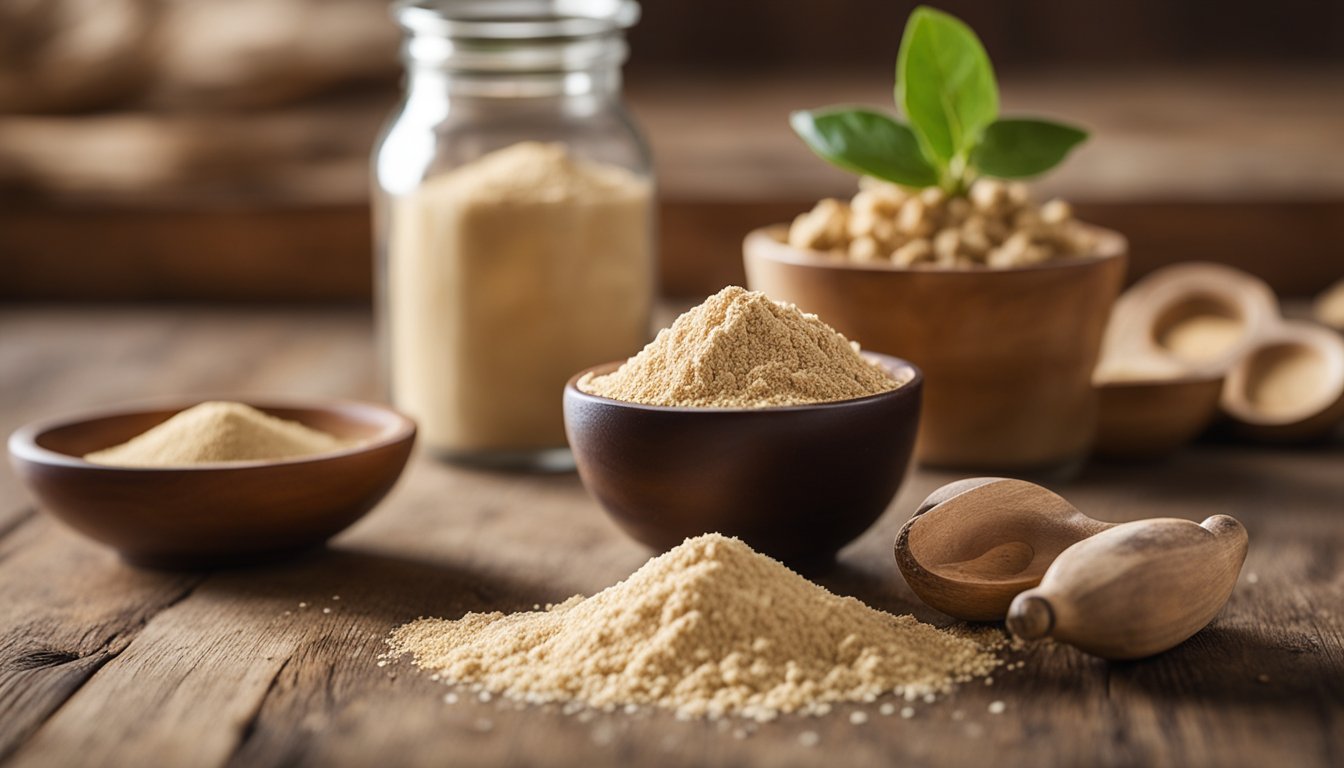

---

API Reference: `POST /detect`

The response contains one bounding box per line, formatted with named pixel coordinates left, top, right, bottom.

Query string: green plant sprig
left=791, top=6, right=1088, bottom=196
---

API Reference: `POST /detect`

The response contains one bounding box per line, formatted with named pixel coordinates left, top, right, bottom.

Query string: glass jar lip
left=394, top=0, right=640, bottom=39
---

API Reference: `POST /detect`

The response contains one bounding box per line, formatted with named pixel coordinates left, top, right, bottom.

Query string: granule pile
left=577, top=286, right=901, bottom=408
left=84, top=401, right=346, bottom=467
left=788, top=176, right=1099, bottom=268
left=386, top=534, right=1000, bottom=721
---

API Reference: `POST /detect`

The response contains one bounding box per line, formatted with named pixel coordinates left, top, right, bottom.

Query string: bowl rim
left=565, top=351, right=923, bottom=414
left=7, top=397, right=417, bottom=472
left=744, top=223, right=1128, bottom=275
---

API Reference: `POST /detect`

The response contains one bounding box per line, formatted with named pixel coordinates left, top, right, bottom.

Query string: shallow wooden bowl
left=563, top=353, right=922, bottom=569
left=1102, top=261, right=1280, bottom=371
left=7, top=399, right=416, bottom=569
left=1093, top=367, right=1225, bottom=459
left=1221, top=321, right=1344, bottom=441
left=744, top=224, right=1126, bottom=470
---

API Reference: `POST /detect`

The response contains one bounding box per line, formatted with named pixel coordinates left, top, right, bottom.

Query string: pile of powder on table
left=84, top=401, right=346, bottom=467
left=578, top=286, right=901, bottom=408
left=385, top=533, right=1000, bottom=722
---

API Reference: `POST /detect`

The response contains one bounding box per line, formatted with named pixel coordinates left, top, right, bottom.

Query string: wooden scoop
left=1007, top=515, right=1248, bottom=659
left=1089, top=263, right=1279, bottom=457
left=894, top=478, right=1112, bottom=621
left=1221, top=320, right=1344, bottom=441
left=1102, top=262, right=1279, bottom=372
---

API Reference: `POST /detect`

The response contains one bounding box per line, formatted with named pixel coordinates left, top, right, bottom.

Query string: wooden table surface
left=1, top=306, right=1341, bottom=768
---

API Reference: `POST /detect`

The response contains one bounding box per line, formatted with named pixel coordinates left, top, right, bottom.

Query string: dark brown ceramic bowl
left=8, top=399, right=416, bottom=569
left=563, top=353, right=922, bottom=568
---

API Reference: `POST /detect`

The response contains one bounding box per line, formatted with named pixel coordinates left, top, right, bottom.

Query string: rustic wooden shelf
left=2, top=68, right=1342, bottom=301
left=0, top=306, right=1340, bottom=766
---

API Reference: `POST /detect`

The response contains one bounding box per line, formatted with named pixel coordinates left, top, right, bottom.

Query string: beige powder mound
left=85, top=401, right=346, bottom=467
left=578, top=286, right=900, bottom=408
left=386, top=534, right=1000, bottom=722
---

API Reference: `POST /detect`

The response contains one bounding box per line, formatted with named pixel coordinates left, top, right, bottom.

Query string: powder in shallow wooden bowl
left=84, top=401, right=347, bottom=467
left=385, top=533, right=1001, bottom=722
left=578, top=286, right=901, bottom=408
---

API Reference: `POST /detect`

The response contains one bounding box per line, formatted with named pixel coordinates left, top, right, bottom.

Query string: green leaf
left=790, top=108, right=941, bottom=187
left=972, top=118, right=1089, bottom=178
left=896, top=6, right=999, bottom=162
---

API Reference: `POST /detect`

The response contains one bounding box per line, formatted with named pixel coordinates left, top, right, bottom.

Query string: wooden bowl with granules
left=745, top=224, right=1127, bottom=471
left=563, top=353, right=923, bottom=569
left=7, top=398, right=416, bottom=569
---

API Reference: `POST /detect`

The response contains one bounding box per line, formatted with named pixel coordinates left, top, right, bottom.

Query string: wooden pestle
left=1006, top=515, right=1248, bottom=660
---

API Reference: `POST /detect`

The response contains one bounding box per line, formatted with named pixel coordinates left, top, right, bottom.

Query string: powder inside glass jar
left=388, top=142, right=653, bottom=455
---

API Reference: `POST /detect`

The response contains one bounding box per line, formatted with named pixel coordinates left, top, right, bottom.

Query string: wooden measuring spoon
left=894, top=478, right=1112, bottom=621
left=1221, top=320, right=1344, bottom=441
left=1102, top=262, right=1279, bottom=372
left=1088, top=263, right=1279, bottom=457
left=1007, top=515, right=1248, bottom=659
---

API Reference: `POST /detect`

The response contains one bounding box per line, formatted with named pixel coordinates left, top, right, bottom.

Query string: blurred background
left=1, top=0, right=1341, bottom=302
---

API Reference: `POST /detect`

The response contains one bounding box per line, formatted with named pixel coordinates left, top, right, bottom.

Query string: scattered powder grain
left=578, top=286, right=903, bottom=408
left=386, top=534, right=999, bottom=722
left=84, top=401, right=346, bottom=467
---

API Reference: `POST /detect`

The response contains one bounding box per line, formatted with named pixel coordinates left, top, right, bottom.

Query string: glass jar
left=374, top=0, right=654, bottom=471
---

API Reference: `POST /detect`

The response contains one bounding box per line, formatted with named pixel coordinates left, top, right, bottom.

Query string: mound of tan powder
left=386, top=534, right=1000, bottom=721
left=84, top=401, right=346, bottom=467
left=578, top=286, right=901, bottom=408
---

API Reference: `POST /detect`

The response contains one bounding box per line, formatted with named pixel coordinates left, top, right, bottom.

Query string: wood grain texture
left=1, top=308, right=1342, bottom=767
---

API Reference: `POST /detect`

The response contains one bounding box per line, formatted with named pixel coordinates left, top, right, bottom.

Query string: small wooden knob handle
left=1005, top=594, right=1054, bottom=640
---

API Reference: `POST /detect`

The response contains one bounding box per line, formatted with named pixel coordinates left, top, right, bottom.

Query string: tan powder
left=84, top=401, right=346, bottom=467
left=388, top=141, right=652, bottom=454
left=578, top=286, right=900, bottom=408
left=386, top=534, right=1000, bottom=722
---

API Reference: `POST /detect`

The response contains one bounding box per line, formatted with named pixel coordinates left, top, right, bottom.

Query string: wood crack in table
left=1, top=306, right=1341, bottom=768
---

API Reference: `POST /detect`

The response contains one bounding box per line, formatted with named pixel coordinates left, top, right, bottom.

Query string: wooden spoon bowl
left=894, top=478, right=1112, bottom=621
left=1221, top=320, right=1344, bottom=441
left=1103, top=262, right=1280, bottom=371
left=7, top=398, right=416, bottom=569
left=563, top=353, right=922, bottom=569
